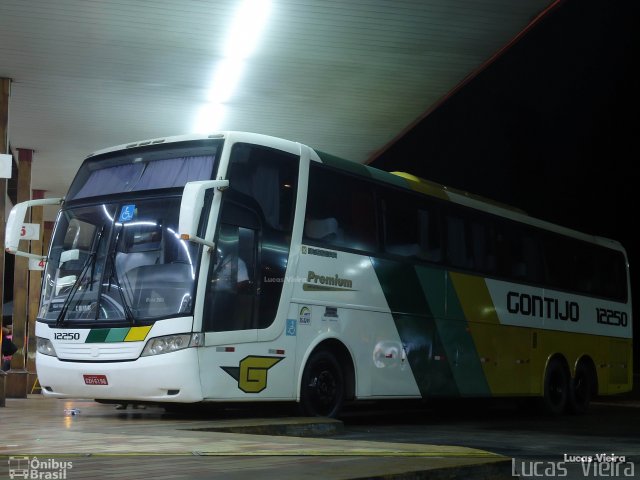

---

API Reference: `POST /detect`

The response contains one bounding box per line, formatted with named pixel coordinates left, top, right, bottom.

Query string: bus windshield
left=38, top=139, right=222, bottom=325
left=40, top=197, right=199, bottom=325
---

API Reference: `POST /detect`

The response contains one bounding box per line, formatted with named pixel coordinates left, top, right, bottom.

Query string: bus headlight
left=37, top=337, right=57, bottom=357
left=141, top=333, right=203, bottom=357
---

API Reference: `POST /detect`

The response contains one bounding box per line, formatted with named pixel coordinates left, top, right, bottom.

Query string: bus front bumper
left=35, top=348, right=203, bottom=402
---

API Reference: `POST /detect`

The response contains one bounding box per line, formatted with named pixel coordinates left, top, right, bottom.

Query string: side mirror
left=178, top=179, right=229, bottom=248
left=5, top=197, right=63, bottom=260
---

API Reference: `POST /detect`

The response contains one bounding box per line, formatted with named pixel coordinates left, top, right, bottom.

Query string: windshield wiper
left=105, top=226, right=136, bottom=325
left=55, top=225, right=106, bottom=327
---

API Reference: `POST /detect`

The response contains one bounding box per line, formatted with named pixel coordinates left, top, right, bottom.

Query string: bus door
left=202, top=199, right=260, bottom=336
left=198, top=142, right=299, bottom=400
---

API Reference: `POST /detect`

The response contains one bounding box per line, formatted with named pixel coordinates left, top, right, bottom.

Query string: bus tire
left=542, top=358, right=569, bottom=415
left=300, top=350, right=345, bottom=418
left=568, top=361, right=594, bottom=414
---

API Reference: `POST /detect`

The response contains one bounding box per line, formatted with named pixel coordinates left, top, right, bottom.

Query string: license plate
left=83, top=374, right=108, bottom=385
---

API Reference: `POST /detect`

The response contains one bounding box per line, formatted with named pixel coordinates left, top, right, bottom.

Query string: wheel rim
left=549, top=369, right=566, bottom=407
left=307, top=364, right=338, bottom=416
left=573, top=368, right=590, bottom=406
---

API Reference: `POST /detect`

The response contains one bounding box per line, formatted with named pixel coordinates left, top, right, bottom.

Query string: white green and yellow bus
left=5, top=131, right=632, bottom=417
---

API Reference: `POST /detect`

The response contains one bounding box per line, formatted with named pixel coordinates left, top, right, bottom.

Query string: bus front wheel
left=542, top=358, right=569, bottom=415
left=300, top=350, right=345, bottom=418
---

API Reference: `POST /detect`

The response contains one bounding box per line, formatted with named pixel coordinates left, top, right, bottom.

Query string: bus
left=5, top=131, right=632, bottom=417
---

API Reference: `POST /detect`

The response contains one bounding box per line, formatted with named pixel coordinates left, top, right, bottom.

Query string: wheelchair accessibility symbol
left=119, top=204, right=136, bottom=222
left=286, top=319, right=297, bottom=336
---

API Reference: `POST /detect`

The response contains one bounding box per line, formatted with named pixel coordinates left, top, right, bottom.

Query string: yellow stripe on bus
left=449, top=272, right=517, bottom=395
left=448, top=272, right=499, bottom=325
left=124, top=326, right=152, bottom=342
left=390, top=172, right=450, bottom=200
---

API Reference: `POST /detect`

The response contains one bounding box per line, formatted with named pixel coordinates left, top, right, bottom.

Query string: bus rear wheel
left=542, top=358, right=569, bottom=415
left=300, top=350, right=345, bottom=418
left=568, top=362, right=595, bottom=414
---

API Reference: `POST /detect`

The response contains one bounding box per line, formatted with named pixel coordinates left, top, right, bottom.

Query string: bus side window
left=574, top=242, right=626, bottom=300
left=304, top=165, right=376, bottom=252
left=349, top=190, right=376, bottom=250
left=542, top=234, right=574, bottom=291
left=573, top=244, right=597, bottom=294
left=596, top=249, right=627, bottom=301
left=304, top=217, right=342, bottom=243
left=380, top=189, right=441, bottom=262
left=227, top=143, right=298, bottom=232
left=520, top=231, right=543, bottom=283
left=470, top=220, right=496, bottom=275
left=418, top=208, right=442, bottom=262
left=445, top=211, right=474, bottom=270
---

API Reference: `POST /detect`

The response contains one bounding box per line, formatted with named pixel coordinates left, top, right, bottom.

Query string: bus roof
left=85, top=131, right=302, bottom=159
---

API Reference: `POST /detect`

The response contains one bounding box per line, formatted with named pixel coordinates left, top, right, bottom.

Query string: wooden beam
left=0, top=77, right=10, bottom=406
left=27, top=190, right=45, bottom=383
left=7, top=148, right=32, bottom=397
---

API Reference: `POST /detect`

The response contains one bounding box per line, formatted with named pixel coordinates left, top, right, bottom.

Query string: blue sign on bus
left=119, top=204, right=136, bottom=222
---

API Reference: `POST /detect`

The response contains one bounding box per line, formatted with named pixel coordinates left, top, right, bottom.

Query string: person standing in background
left=2, top=323, right=17, bottom=371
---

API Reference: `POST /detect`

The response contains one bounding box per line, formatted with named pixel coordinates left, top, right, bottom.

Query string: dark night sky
left=371, top=0, right=640, bottom=364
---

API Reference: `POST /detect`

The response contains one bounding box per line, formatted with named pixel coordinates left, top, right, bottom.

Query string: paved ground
left=335, top=397, right=640, bottom=480
left=338, top=398, right=640, bottom=457
left=0, top=396, right=509, bottom=480
left=2, top=394, right=638, bottom=479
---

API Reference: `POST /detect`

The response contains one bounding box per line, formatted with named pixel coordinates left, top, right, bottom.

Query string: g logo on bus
left=221, top=356, right=283, bottom=393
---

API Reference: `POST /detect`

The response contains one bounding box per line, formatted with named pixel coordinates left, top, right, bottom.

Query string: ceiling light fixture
left=193, top=0, right=272, bottom=134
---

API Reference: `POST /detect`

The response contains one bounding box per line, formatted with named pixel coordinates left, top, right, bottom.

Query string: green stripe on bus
left=316, top=151, right=372, bottom=177
left=414, top=266, right=490, bottom=395
left=414, top=266, right=446, bottom=318
left=448, top=272, right=514, bottom=395
left=372, top=259, right=430, bottom=315
left=86, top=328, right=138, bottom=343
left=85, top=329, right=110, bottom=343
left=435, top=272, right=490, bottom=396
left=372, top=259, right=459, bottom=397
left=105, top=328, right=129, bottom=342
